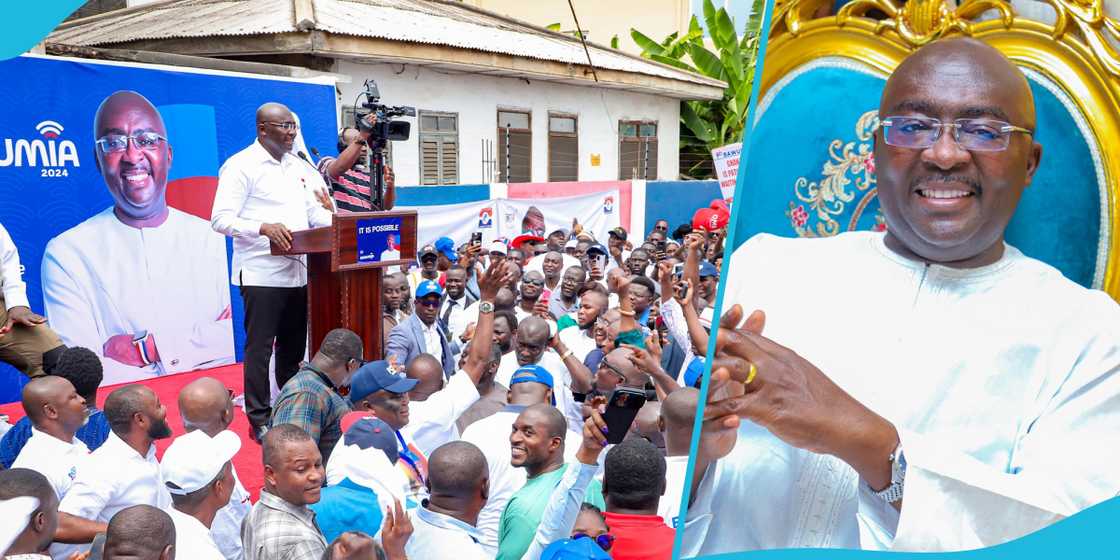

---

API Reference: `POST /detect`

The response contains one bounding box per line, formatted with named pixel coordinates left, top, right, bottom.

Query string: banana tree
left=631, top=0, right=766, bottom=178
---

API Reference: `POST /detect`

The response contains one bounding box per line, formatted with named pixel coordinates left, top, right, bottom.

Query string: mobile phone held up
left=603, top=386, right=647, bottom=444
left=471, top=231, right=483, bottom=248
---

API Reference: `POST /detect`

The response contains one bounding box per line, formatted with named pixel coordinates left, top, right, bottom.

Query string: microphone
left=310, top=147, right=321, bottom=158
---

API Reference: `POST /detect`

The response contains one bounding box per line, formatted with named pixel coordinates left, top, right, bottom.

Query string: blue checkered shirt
left=270, top=368, right=351, bottom=463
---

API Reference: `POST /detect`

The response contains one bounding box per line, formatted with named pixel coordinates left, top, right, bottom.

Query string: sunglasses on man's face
left=572, top=532, right=614, bottom=551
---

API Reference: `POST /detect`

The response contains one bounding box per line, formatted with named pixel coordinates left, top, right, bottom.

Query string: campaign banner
left=397, top=199, right=500, bottom=250
left=498, top=191, right=621, bottom=243
left=712, top=142, right=742, bottom=199
left=398, top=190, right=621, bottom=251
left=0, top=55, right=337, bottom=400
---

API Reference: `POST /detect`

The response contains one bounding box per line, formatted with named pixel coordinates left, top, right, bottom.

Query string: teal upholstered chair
left=733, top=0, right=1120, bottom=299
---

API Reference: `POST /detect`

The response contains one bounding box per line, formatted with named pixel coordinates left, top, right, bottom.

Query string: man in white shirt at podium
left=211, top=102, right=334, bottom=442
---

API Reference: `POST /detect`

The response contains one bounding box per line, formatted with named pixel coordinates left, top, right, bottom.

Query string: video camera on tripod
left=352, top=79, right=415, bottom=209
left=355, top=79, right=416, bottom=142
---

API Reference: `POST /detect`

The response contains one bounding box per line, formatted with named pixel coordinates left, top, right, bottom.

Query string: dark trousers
left=240, top=285, right=308, bottom=428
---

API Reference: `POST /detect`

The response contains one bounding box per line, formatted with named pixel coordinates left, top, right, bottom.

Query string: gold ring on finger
left=744, top=362, right=758, bottom=386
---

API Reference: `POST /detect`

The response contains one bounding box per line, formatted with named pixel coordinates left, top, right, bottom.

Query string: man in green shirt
left=496, top=402, right=604, bottom=560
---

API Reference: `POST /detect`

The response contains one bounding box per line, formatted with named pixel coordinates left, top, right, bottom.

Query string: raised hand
left=621, top=343, right=659, bottom=377
left=479, top=259, right=515, bottom=301
left=675, top=278, right=696, bottom=306
left=576, top=396, right=609, bottom=465
left=380, top=498, right=413, bottom=560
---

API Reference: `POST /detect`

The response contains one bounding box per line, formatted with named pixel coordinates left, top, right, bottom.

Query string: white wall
left=333, top=60, right=680, bottom=186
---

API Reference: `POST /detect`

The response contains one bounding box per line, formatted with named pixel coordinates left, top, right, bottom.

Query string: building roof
left=49, top=0, right=726, bottom=100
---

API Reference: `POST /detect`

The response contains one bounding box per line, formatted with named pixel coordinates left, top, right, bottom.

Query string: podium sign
left=273, top=210, right=418, bottom=360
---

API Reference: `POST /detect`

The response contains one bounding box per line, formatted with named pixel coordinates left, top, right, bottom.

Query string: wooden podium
left=271, top=210, right=418, bottom=361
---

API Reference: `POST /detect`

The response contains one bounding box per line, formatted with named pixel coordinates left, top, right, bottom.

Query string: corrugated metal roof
left=49, top=0, right=725, bottom=90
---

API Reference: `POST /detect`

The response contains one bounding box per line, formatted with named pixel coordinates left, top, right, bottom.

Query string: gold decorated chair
left=733, top=0, right=1120, bottom=298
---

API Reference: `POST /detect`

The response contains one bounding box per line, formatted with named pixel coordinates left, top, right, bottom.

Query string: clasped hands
left=702, top=304, right=898, bottom=489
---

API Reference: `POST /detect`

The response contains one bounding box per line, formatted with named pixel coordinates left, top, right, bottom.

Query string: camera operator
left=317, top=114, right=396, bottom=212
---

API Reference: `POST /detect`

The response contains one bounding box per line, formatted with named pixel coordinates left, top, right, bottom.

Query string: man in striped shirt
left=317, top=117, right=396, bottom=212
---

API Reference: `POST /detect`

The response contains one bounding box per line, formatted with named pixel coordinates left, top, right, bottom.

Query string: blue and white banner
left=0, top=54, right=337, bottom=399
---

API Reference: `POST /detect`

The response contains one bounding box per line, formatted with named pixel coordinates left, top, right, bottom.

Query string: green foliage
left=631, top=0, right=766, bottom=177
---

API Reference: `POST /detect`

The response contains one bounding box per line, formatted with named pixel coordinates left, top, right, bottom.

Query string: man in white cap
left=178, top=376, right=252, bottom=560
left=0, top=469, right=56, bottom=559
left=161, top=430, right=240, bottom=560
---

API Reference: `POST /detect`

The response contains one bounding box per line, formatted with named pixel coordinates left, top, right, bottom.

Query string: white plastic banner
left=712, top=143, right=742, bottom=199
left=402, top=199, right=501, bottom=249
left=400, top=190, right=621, bottom=249
left=497, top=191, right=621, bottom=243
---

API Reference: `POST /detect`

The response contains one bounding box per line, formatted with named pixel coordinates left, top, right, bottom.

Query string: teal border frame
left=0, top=3, right=86, bottom=60
left=673, top=0, right=778, bottom=556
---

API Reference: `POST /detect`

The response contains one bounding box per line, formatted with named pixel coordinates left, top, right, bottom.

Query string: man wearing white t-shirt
left=52, top=385, right=174, bottom=558
left=161, top=430, right=241, bottom=560
left=557, top=291, right=608, bottom=364
left=12, top=376, right=91, bottom=499
left=656, top=387, right=698, bottom=530
left=494, top=316, right=591, bottom=434
left=403, top=260, right=510, bottom=455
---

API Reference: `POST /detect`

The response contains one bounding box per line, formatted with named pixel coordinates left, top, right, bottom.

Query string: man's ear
left=1023, top=141, right=1043, bottom=187
left=263, top=464, right=277, bottom=488
left=161, top=544, right=175, bottom=560
left=32, top=510, right=46, bottom=532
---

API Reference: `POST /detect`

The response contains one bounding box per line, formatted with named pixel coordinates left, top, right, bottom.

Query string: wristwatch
left=478, top=301, right=495, bottom=314
left=873, top=442, right=906, bottom=503
left=132, top=330, right=154, bottom=366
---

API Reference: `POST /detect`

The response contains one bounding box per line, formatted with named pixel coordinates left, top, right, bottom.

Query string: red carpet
left=0, top=364, right=264, bottom=501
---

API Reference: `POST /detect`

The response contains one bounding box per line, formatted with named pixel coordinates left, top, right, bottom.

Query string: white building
left=49, top=0, right=725, bottom=186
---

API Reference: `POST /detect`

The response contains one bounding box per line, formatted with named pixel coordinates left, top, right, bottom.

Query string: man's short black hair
left=629, top=275, right=656, bottom=297
left=263, top=423, right=314, bottom=467
left=317, top=329, right=363, bottom=366
left=103, top=385, right=151, bottom=435
left=604, top=437, right=666, bottom=511
left=55, top=346, right=103, bottom=402
left=671, top=223, right=692, bottom=242
left=493, top=309, right=519, bottom=332
left=0, top=467, right=55, bottom=505
left=428, top=441, right=487, bottom=498
left=337, top=126, right=358, bottom=153
left=104, top=505, right=175, bottom=558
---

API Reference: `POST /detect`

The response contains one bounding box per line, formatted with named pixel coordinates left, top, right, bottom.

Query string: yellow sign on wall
left=590, top=154, right=601, bottom=166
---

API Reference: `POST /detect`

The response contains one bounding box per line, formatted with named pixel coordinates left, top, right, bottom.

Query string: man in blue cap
left=433, top=236, right=459, bottom=271
left=345, top=359, right=426, bottom=505
left=540, top=537, right=613, bottom=560
left=311, top=415, right=397, bottom=543
left=386, top=279, right=455, bottom=377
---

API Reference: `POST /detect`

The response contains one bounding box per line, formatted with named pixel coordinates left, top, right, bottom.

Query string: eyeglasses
left=415, top=298, right=441, bottom=308
left=263, top=121, right=299, bottom=131
left=522, top=278, right=544, bottom=287
left=572, top=532, right=614, bottom=551
left=95, top=132, right=168, bottom=153
left=598, top=360, right=627, bottom=383
left=880, top=116, right=1032, bottom=152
